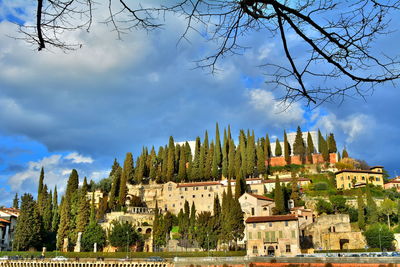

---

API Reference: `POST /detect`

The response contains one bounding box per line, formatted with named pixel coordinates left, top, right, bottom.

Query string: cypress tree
left=283, top=130, right=291, bottom=164
left=37, top=167, right=45, bottom=216
left=246, top=131, right=256, bottom=177
left=166, top=136, right=175, bottom=181
left=109, top=166, right=121, bottom=210
left=264, top=134, right=271, bottom=160
left=256, top=141, right=266, bottom=177
left=76, top=185, right=90, bottom=234
left=149, top=147, right=157, bottom=180
left=199, top=141, right=206, bottom=180
left=178, top=145, right=187, bottom=182
left=109, top=159, right=120, bottom=178
left=357, top=189, right=365, bottom=230
left=51, top=186, right=59, bottom=233
left=234, top=147, right=242, bottom=180
left=14, top=194, right=42, bottom=251
left=274, top=176, right=285, bottom=215
left=214, top=123, right=222, bottom=167
left=65, top=169, right=79, bottom=201
left=204, top=142, right=213, bottom=181
left=119, top=152, right=134, bottom=207
left=342, top=148, right=349, bottom=158
left=43, top=189, right=53, bottom=232
left=275, top=138, right=282, bottom=157
left=161, top=145, right=168, bottom=182
left=290, top=173, right=300, bottom=207
left=222, top=129, right=229, bottom=178
left=327, top=133, right=337, bottom=153
left=213, top=195, right=221, bottom=216
left=307, top=132, right=315, bottom=164
left=13, top=193, right=19, bottom=209
left=228, top=139, right=236, bottom=179
left=318, top=129, right=324, bottom=153
left=189, top=202, right=196, bottom=239
left=230, top=197, right=245, bottom=247
left=366, top=185, right=378, bottom=224
left=293, top=126, right=306, bottom=163
left=321, top=137, right=329, bottom=162
left=191, top=137, right=202, bottom=181
left=57, top=196, right=70, bottom=249
left=238, top=130, right=247, bottom=176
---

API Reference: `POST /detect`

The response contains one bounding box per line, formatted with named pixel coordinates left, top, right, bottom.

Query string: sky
left=0, top=1, right=399, bottom=207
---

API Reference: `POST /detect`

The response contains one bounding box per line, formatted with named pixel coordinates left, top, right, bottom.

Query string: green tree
left=290, top=174, right=301, bottom=207
left=108, top=221, right=141, bottom=251
left=13, top=193, right=19, bottom=209
left=65, top=169, right=79, bottom=201
left=283, top=130, right=291, bottom=164
left=191, top=137, right=201, bottom=181
left=316, top=199, right=334, bottom=215
left=264, top=134, right=271, bottom=160
left=51, top=186, right=59, bottom=233
left=109, top=166, right=122, bottom=210
left=306, top=132, right=315, bottom=164
left=76, top=186, right=90, bottom=234
left=228, top=139, right=236, bottom=179
left=275, top=138, right=282, bottom=157
left=342, top=148, right=349, bottom=158
left=222, top=129, right=229, bottom=178
left=166, top=136, right=175, bottom=181
left=293, top=126, right=306, bottom=163
left=246, top=131, right=256, bottom=177
left=364, top=224, right=394, bottom=251
left=379, top=198, right=397, bottom=229
left=189, top=202, right=196, bottom=240
left=366, top=185, right=378, bottom=224
left=42, top=189, right=53, bottom=232
left=329, top=195, right=347, bottom=213
left=81, top=222, right=106, bottom=252
left=13, top=194, right=42, bottom=251
left=37, top=167, right=45, bottom=216
left=256, top=141, right=266, bottom=177
left=273, top=176, right=285, bottom=214
left=119, top=152, right=134, bottom=207
left=327, top=133, right=338, bottom=153
left=357, top=189, right=365, bottom=230
left=195, top=211, right=214, bottom=250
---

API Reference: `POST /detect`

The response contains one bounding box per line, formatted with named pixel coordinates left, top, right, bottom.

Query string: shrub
left=314, top=182, right=329, bottom=191
left=316, top=199, right=334, bottom=215
left=364, top=224, right=394, bottom=251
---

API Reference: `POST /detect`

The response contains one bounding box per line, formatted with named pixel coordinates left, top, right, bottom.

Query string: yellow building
left=335, top=166, right=384, bottom=190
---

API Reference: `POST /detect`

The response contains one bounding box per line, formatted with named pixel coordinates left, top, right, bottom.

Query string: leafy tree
left=283, top=130, right=291, bottom=164
left=275, top=138, right=282, bottom=157
left=108, top=221, right=141, bottom=251
left=195, top=211, right=214, bottom=250
left=76, top=186, right=90, bottom=234
left=357, top=189, right=365, bottom=230
left=273, top=176, right=285, bottom=214
left=379, top=198, right=397, bottom=229
left=109, top=166, right=122, bottom=210
left=329, top=195, right=347, bottom=213
left=13, top=193, right=19, bottom=209
left=13, top=194, right=42, bottom=251
left=364, top=224, right=394, bottom=251
left=81, top=222, right=106, bottom=252
left=316, top=199, right=334, bottom=215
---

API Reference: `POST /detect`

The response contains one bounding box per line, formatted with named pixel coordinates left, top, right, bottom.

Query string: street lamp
left=207, top=233, right=210, bottom=257
left=379, top=226, right=382, bottom=252
left=126, top=231, right=129, bottom=259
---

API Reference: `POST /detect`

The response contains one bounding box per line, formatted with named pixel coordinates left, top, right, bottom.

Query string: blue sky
left=0, top=1, right=400, bottom=207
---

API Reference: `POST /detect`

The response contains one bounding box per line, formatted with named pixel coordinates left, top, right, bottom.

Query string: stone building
left=245, top=215, right=301, bottom=257
left=85, top=190, right=104, bottom=208
left=302, top=214, right=366, bottom=251
left=335, top=166, right=384, bottom=190
left=384, top=176, right=400, bottom=192
left=238, top=193, right=275, bottom=218
left=0, top=208, right=19, bottom=251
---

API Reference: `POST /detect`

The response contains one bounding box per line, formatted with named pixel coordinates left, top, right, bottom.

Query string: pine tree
left=306, top=132, right=315, bottom=164
left=109, top=159, right=120, bottom=177
left=357, top=189, right=365, bottom=230
left=166, top=136, right=175, bottom=181
left=342, top=148, right=349, bottom=158
left=119, top=152, right=134, bottom=207
left=13, top=193, right=19, bottom=209
left=275, top=138, right=282, bottom=157
left=13, top=194, right=42, bottom=251
left=327, top=133, right=337, bottom=153
left=293, top=126, right=306, bottom=163
left=66, top=169, right=79, bottom=201
left=274, top=176, right=285, bottom=215
left=284, top=130, right=291, bottom=164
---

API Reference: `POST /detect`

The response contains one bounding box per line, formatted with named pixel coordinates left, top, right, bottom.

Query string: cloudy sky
left=0, top=1, right=399, bottom=207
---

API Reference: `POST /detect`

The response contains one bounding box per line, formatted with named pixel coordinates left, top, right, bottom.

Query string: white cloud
left=246, top=89, right=305, bottom=127
left=65, top=152, right=94, bottom=164
left=258, top=43, right=275, bottom=61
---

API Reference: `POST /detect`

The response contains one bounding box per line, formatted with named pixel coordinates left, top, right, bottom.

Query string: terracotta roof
left=263, top=178, right=310, bottom=184
left=246, top=178, right=262, bottom=181
left=248, top=193, right=274, bottom=202
left=246, top=215, right=298, bottom=223
left=0, top=218, right=11, bottom=224
left=0, top=223, right=5, bottom=228
left=386, top=181, right=400, bottom=184
left=177, top=181, right=222, bottom=188
left=335, top=169, right=383, bottom=175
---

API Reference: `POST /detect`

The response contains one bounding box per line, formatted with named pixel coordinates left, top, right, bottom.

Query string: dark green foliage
left=366, top=185, right=378, bottom=224
left=51, top=186, right=59, bottom=233
left=76, top=186, right=90, bottom=234
left=364, top=224, right=394, bottom=250
left=264, top=134, right=271, bottom=159
left=119, top=152, right=134, bottom=207
left=314, top=182, right=329, bottom=191
left=256, top=141, right=266, bottom=177
left=329, top=195, right=347, bottom=213
left=222, top=129, right=229, bottom=178
left=273, top=176, right=285, bottom=214
left=357, top=189, right=365, bottom=230
left=214, top=122, right=222, bottom=169
left=342, top=148, right=349, bottom=158
left=293, top=126, right=306, bottom=163
left=109, top=166, right=122, bottom=210
left=37, top=167, right=45, bottom=216
left=327, top=133, right=337, bottom=153
left=228, top=139, right=236, bottom=179
left=316, top=199, right=334, bottom=215
left=290, top=174, right=301, bottom=207
left=275, top=138, right=282, bottom=157
left=166, top=136, right=175, bottom=181
left=178, top=145, right=187, bottom=181
left=234, top=176, right=246, bottom=199
left=319, top=133, right=329, bottom=161
left=57, top=197, right=71, bottom=249
left=13, top=193, right=19, bottom=209
left=14, top=194, right=42, bottom=251
left=42, top=190, right=53, bottom=232
left=347, top=207, right=358, bottom=223
left=246, top=131, right=256, bottom=177
left=94, top=177, right=112, bottom=194
left=66, top=169, right=79, bottom=201
left=191, top=137, right=202, bottom=181
left=195, top=211, right=214, bottom=250
left=306, top=132, right=315, bottom=164
left=81, top=222, right=106, bottom=252
left=283, top=130, right=291, bottom=164
left=108, top=221, right=141, bottom=250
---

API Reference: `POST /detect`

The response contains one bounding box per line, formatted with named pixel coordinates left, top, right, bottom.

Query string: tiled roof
left=177, top=181, right=222, bottom=188
left=245, top=215, right=298, bottom=223
left=335, top=169, right=383, bottom=175
left=0, top=218, right=11, bottom=224
left=262, top=178, right=310, bottom=184
left=248, top=193, right=274, bottom=202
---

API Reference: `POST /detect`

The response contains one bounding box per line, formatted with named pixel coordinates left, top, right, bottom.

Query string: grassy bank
left=0, top=250, right=246, bottom=259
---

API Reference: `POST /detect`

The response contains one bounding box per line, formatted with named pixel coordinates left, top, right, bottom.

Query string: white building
left=270, top=131, right=319, bottom=157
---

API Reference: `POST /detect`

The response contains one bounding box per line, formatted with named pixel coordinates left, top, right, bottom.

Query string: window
left=201, top=194, right=204, bottom=197
left=204, top=186, right=207, bottom=189
left=348, top=183, right=351, bottom=188
left=362, top=176, right=365, bottom=180
left=193, top=195, right=195, bottom=198
left=253, top=223, right=256, bottom=228
left=208, top=194, right=211, bottom=197
left=185, top=188, right=188, bottom=191
left=168, top=187, right=172, bottom=191
left=252, top=245, right=258, bottom=254
left=279, top=231, right=283, bottom=238
left=286, top=245, right=291, bottom=253
left=265, top=232, right=270, bottom=242
left=271, top=232, right=276, bottom=242
left=291, top=230, right=296, bottom=238
left=285, top=221, right=288, bottom=227
left=269, top=222, right=272, bottom=227
left=181, top=196, right=184, bottom=199
left=376, top=177, right=380, bottom=181
left=341, top=176, right=344, bottom=180
left=172, top=204, right=175, bottom=207
left=258, top=232, right=261, bottom=239
left=249, top=232, right=252, bottom=239
left=347, top=176, right=350, bottom=180
left=251, top=208, right=255, bottom=216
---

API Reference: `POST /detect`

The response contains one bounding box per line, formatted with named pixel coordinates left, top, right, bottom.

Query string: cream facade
left=335, top=166, right=384, bottom=190
left=238, top=193, right=275, bottom=219
left=245, top=215, right=301, bottom=257
left=85, top=190, right=104, bottom=208
left=0, top=208, right=19, bottom=251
